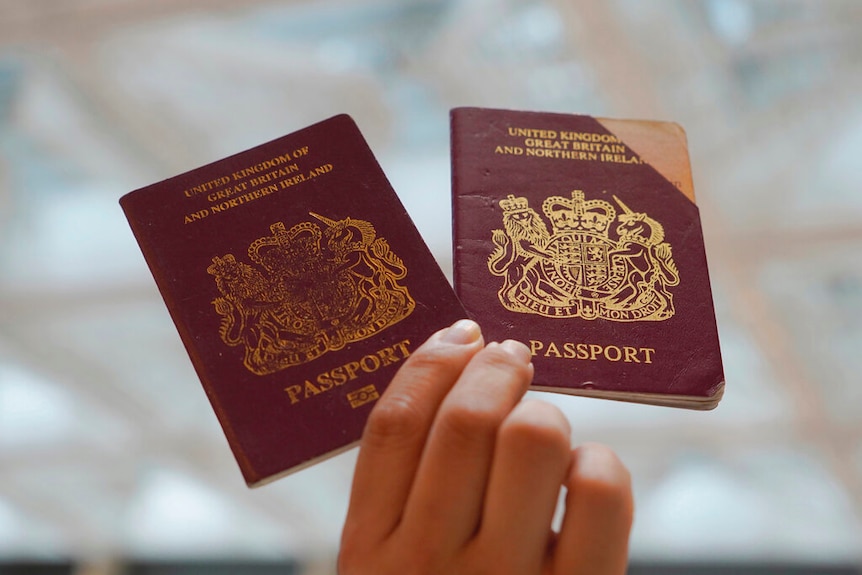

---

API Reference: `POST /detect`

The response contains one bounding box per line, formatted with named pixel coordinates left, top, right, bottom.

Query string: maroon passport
left=121, top=114, right=465, bottom=486
left=451, top=107, right=724, bottom=409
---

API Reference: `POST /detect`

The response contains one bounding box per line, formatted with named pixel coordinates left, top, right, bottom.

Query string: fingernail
left=500, top=339, right=532, bottom=364
left=441, top=319, right=482, bottom=345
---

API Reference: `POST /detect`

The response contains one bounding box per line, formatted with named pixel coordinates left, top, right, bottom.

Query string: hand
left=339, top=319, right=633, bottom=575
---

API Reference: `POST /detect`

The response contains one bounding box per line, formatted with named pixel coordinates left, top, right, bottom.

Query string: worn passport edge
left=597, top=115, right=724, bottom=408
left=449, top=107, right=725, bottom=409
left=596, top=117, right=696, bottom=204
left=119, top=193, right=259, bottom=484
left=532, top=381, right=725, bottom=410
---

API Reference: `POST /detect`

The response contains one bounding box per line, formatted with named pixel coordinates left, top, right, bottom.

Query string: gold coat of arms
left=488, top=190, right=679, bottom=322
left=207, top=213, right=415, bottom=375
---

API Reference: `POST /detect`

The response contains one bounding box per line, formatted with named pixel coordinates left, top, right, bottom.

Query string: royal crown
left=247, top=221, right=322, bottom=270
left=207, top=254, right=239, bottom=277
left=499, top=194, right=530, bottom=213
left=542, top=190, right=616, bottom=234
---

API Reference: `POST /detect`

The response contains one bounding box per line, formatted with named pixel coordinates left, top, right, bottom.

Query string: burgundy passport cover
left=451, top=107, right=724, bottom=409
left=121, top=114, right=465, bottom=486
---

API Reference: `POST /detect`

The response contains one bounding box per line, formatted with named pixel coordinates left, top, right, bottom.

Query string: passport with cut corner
left=450, top=107, right=724, bottom=409
left=121, top=114, right=465, bottom=486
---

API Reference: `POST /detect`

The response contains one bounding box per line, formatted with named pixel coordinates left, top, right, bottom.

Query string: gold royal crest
left=207, top=213, right=415, bottom=375
left=488, top=190, right=679, bottom=322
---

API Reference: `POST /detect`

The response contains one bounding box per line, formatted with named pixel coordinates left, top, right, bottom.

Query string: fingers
left=475, top=399, right=572, bottom=573
left=554, top=443, right=634, bottom=575
left=399, top=339, right=534, bottom=555
left=343, top=319, right=633, bottom=575
left=344, top=319, right=484, bottom=544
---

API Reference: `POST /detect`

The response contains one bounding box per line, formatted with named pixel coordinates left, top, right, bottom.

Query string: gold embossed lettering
left=317, top=372, right=335, bottom=391
left=304, top=379, right=322, bottom=398
left=284, top=384, right=302, bottom=404
left=640, top=347, right=656, bottom=364
left=495, top=145, right=524, bottom=155
left=603, top=345, right=622, bottom=362
left=330, top=366, right=348, bottom=385
left=506, top=340, right=657, bottom=365
left=376, top=346, right=400, bottom=366
left=184, top=209, right=210, bottom=224
left=343, top=361, right=362, bottom=381
left=283, top=340, right=415, bottom=405
left=544, top=342, right=562, bottom=358
left=360, top=354, right=381, bottom=373
left=392, top=339, right=411, bottom=359
left=529, top=340, right=544, bottom=356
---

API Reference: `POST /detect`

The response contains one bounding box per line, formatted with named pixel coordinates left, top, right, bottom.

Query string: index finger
left=342, top=319, right=483, bottom=545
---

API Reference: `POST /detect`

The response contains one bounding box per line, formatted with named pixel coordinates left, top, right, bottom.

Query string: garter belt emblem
left=488, top=190, right=679, bottom=321
left=207, top=213, right=415, bottom=375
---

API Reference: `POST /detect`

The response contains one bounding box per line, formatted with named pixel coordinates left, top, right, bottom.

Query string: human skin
left=339, top=319, right=633, bottom=575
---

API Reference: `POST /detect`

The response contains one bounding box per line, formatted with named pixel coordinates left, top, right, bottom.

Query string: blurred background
left=1, top=0, right=861, bottom=573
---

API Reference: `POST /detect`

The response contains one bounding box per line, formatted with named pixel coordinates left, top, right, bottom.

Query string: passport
left=450, top=107, right=724, bottom=409
left=121, top=114, right=465, bottom=486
